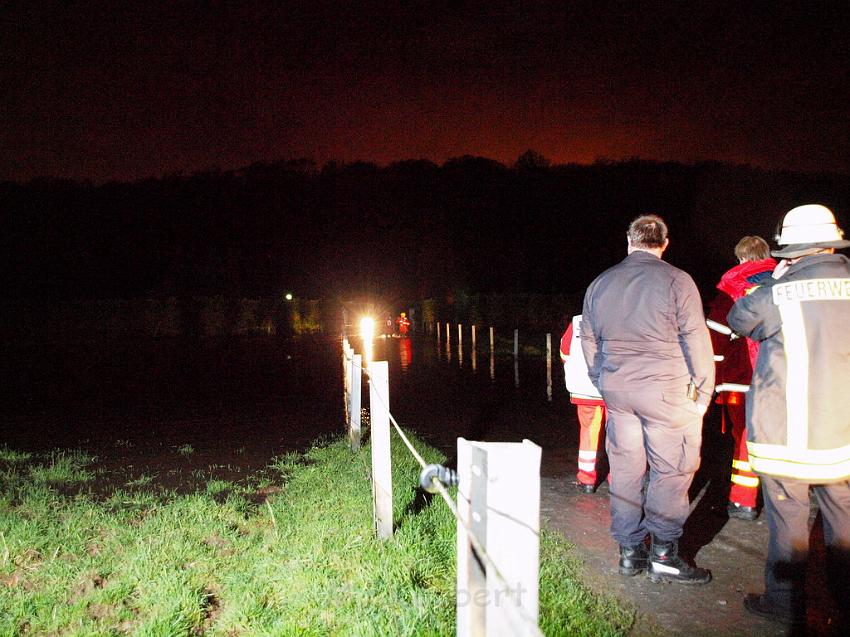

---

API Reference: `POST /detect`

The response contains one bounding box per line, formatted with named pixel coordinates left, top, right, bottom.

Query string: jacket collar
left=782, top=253, right=850, bottom=277
left=717, top=258, right=777, bottom=298
left=626, top=249, right=661, bottom=261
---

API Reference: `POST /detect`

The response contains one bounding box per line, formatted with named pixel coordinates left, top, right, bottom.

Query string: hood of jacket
left=717, top=258, right=777, bottom=300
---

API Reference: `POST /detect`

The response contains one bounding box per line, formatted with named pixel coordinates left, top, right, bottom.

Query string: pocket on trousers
left=678, top=432, right=702, bottom=473
left=661, top=391, right=696, bottom=409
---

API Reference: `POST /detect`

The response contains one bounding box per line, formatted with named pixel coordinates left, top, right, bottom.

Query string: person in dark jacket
left=581, top=214, right=715, bottom=584
left=728, top=204, right=850, bottom=629
left=706, top=236, right=776, bottom=520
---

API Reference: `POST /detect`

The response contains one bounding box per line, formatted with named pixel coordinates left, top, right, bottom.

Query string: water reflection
left=399, top=337, right=412, bottom=372
left=457, top=324, right=463, bottom=367
left=546, top=333, right=553, bottom=402
left=424, top=323, right=562, bottom=392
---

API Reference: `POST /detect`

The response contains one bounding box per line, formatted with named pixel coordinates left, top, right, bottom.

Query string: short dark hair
left=628, top=214, right=668, bottom=249
left=734, top=236, right=770, bottom=261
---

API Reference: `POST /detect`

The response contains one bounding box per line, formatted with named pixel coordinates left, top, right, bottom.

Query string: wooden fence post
left=489, top=327, right=495, bottom=380
left=513, top=330, right=521, bottom=386
left=369, top=361, right=393, bottom=539
left=457, top=439, right=542, bottom=636
left=343, top=344, right=353, bottom=426
left=546, top=333, right=552, bottom=402
left=349, top=354, right=362, bottom=451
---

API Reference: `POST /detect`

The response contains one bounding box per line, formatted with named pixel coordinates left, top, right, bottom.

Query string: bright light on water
left=360, top=317, right=375, bottom=364
left=360, top=317, right=375, bottom=339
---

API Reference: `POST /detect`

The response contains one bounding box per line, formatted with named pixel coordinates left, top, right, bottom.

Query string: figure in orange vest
left=396, top=312, right=411, bottom=337
left=706, top=236, right=776, bottom=520
left=560, top=315, right=607, bottom=494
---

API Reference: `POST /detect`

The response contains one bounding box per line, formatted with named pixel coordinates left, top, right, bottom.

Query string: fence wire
left=343, top=345, right=543, bottom=637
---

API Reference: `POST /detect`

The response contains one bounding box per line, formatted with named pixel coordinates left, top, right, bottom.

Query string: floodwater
left=355, top=331, right=576, bottom=472
left=1, top=331, right=576, bottom=479
left=2, top=331, right=840, bottom=634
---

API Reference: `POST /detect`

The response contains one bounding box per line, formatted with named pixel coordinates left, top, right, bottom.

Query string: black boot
left=727, top=502, right=758, bottom=521
left=618, top=543, right=649, bottom=576
left=648, top=535, right=711, bottom=584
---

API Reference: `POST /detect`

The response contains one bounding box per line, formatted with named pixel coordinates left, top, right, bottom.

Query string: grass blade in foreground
left=0, top=438, right=633, bottom=635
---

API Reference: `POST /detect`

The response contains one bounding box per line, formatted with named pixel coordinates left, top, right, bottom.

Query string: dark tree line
left=2, top=154, right=849, bottom=304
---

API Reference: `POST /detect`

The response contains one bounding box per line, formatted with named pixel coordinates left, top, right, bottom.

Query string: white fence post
left=349, top=354, right=362, bottom=451
left=513, top=329, right=519, bottom=358
left=457, top=438, right=542, bottom=637
left=471, top=324, right=477, bottom=350
left=369, top=361, right=393, bottom=540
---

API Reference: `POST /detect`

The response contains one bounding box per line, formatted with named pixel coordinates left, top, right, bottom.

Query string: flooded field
left=5, top=331, right=840, bottom=634
left=1, top=331, right=580, bottom=487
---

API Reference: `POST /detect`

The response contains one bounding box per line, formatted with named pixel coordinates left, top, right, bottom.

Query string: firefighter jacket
left=581, top=250, right=715, bottom=411
left=727, top=253, right=850, bottom=482
left=559, top=316, right=604, bottom=405
left=707, top=258, right=776, bottom=396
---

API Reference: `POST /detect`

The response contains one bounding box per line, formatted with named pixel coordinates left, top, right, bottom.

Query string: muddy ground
left=1, top=334, right=841, bottom=635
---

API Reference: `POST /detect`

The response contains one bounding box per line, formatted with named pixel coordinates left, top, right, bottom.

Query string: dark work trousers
left=760, top=475, right=850, bottom=621
left=602, top=388, right=703, bottom=546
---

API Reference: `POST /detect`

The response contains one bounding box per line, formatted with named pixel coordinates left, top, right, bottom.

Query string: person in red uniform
left=706, top=236, right=776, bottom=520
left=560, top=315, right=607, bottom=494
left=395, top=312, right=411, bottom=336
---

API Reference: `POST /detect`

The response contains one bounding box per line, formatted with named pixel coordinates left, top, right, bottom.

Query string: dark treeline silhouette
left=2, top=153, right=849, bottom=305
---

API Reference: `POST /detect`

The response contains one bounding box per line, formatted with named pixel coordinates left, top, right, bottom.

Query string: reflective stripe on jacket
left=727, top=254, right=850, bottom=482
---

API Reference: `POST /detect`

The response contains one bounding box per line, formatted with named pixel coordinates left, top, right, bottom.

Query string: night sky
left=2, top=1, right=849, bottom=184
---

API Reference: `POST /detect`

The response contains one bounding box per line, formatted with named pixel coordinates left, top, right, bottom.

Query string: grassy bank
left=0, top=436, right=633, bottom=636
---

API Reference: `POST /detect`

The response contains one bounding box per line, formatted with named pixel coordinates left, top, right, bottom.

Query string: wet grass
left=0, top=437, right=633, bottom=636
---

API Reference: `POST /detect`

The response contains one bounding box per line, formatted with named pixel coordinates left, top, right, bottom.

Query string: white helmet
left=772, top=204, right=850, bottom=258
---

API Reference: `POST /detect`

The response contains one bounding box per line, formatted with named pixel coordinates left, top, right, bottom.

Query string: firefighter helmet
left=772, top=204, right=850, bottom=258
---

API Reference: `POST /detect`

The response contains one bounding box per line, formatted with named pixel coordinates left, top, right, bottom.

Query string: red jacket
left=707, top=258, right=776, bottom=392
